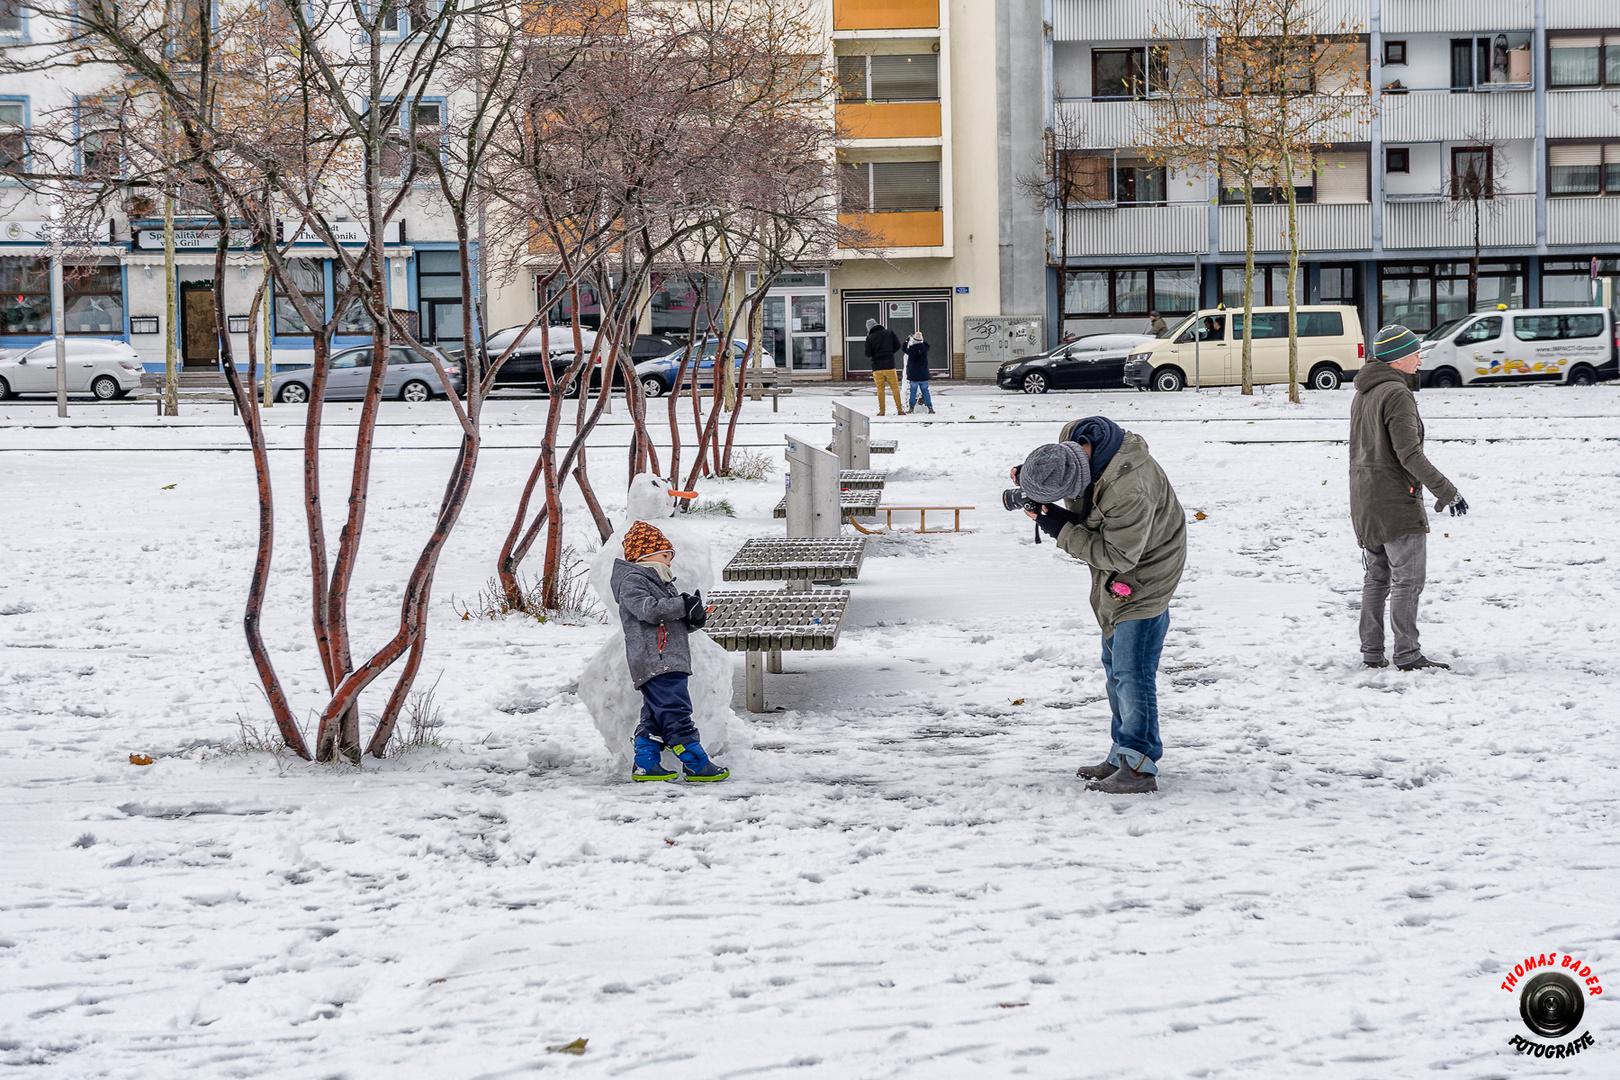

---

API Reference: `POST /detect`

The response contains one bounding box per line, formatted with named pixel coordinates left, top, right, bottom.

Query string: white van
left=1123, top=305, right=1364, bottom=392
left=1418, top=308, right=1618, bottom=388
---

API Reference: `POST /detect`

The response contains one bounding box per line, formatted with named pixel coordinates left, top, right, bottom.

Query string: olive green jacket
left=1053, top=427, right=1188, bottom=636
left=1349, top=362, right=1458, bottom=549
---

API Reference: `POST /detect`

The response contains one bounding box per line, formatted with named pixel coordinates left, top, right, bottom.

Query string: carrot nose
left=668, top=489, right=699, bottom=498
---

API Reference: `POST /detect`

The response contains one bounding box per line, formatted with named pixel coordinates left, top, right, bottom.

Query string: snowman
left=579, top=473, right=748, bottom=769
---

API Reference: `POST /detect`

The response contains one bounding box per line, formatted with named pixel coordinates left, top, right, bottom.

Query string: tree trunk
left=1243, top=183, right=1256, bottom=395
left=1284, top=149, right=1301, bottom=405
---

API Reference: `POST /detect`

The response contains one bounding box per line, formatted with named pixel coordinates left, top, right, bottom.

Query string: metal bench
left=838, top=469, right=887, bottom=491
left=140, top=371, right=241, bottom=415
left=703, top=588, right=851, bottom=712
left=774, top=488, right=881, bottom=520
left=722, top=537, right=867, bottom=588
left=869, top=439, right=897, bottom=454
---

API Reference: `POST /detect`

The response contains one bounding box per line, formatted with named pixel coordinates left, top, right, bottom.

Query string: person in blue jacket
left=903, top=332, right=934, bottom=414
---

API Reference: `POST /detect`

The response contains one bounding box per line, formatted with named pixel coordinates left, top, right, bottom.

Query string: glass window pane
left=1514, top=315, right=1562, bottom=341
left=418, top=273, right=462, bottom=298
left=1605, top=163, right=1620, bottom=194
left=1435, top=277, right=1469, bottom=325
left=1064, top=271, right=1109, bottom=314
left=1550, top=46, right=1600, bottom=86
left=64, top=294, right=121, bottom=332
left=792, top=335, right=827, bottom=371
left=1380, top=275, right=1431, bottom=332
left=650, top=273, right=722, bottom=336
left=1093, top=50, right=1138, bottom=98
left=1115, top=269, right=1148, bottom=312
left=1608, top=46, right=1620, bottom=85
left=837, top=56, right=866, bottom=102
left=792, top=295, right=826, bottom=333
left=1297, top=311, right=1344, bottom=337
left=1550, top=165, right=1600, bottom=195
left=417, top=250, right=459, bottom=274
left=1541, top=274, right=1590, bottom=306
left=0, top=102, right=22, bottom=125
left=761, top=296, right=786, bottom=367
left=1152, top=267, right=1197, bottom=313
left=1475, top=272, right=1523, bottom=311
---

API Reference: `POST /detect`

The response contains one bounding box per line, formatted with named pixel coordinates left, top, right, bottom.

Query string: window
left=780, top=55, right=823, bottom=103
left=1383, top=40, right=1406, bottom=66
left=840, top=160, right=940, bottom=213
left=1221, top=265, right=1302, bottom=307
left=1320, top=265, right=1359, bottom=306
left=1549, top=35, right=1620, bottom=88
left=1063, top=266, right=1198, bottom=319
left=836, top=54, right=938, bottom=103
left=1175, top=314, right=1225, bottom=343
left=0, top=256, right=48, bottom=333
left=1549, top=144, right=1620, bottom=196
left=1378, top=261, right=1524, bottom=332
left=1542, top=258, right=1620, bottom=304
left=0, top=0, right=24, bottom=37
left=274, top=258, right=325, bottom=335
left=1450, top=147, right=1493, bottom=199
left=1514, top=313, right=1606, bottom=341
left=1451, top=34, right=1531, bottom=90
left=649, top=273, right=722, bottom=337
left=1385, top=147, right=1409, bottom=174
left=1456, top=316, right=1501, bottom=344
left=0, top=99, right=25, bottom=178
left=1233, top=311, right=1343, bottom=337
left=382, top=100, right=442, bottom=178
left=1092, top=47, right=1166, bottom=99
left=0, top=258, right=123, bottom=335
left=332, top=265, right=373, bottom=334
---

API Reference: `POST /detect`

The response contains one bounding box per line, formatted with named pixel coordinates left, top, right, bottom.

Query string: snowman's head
left=625, top=473, right=697, bottom=521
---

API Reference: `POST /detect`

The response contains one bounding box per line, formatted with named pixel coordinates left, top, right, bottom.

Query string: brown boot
left=1087, top=767, right=1157, bottom=794
left=1075, top=761, right=1117, bottom=781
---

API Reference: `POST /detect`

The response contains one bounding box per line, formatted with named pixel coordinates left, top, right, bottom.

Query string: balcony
left=1380, top=89, right=1533, bottom=143
left=833, top=0, right=937, bottom=31
left=1547, top=90, right=1620, bottom=139
left=1382, top=0, right=1532, bottom=34
left=1383, top=194, right=1535, bottom=249
left=1548, top=0, right=1617, bottom=30
left=1057, top=95, right=1368, bottom=151
left=840, top=211, right=944, bottom=249
left=1057, top=205, right=1208, bottom=257
left=1217, top=203, right=1372, bottom=253
left=837, top=102, right=942, bottom=141
left=1547, top=197, right=1620, bottom=247
left=1051, top=0, right=1368, bottom=42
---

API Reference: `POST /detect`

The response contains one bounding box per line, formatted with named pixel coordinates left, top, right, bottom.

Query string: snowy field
left=2, top=382, right=1618, bottom=1078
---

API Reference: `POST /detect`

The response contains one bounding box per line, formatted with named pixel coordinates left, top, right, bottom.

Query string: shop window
left=274, top=258, right=326, bottom=335
left=1221, top=265, right=1303, bottom=307
left=1379, top=261, right=1524, bottom=332
left=1542, top=259, right=1620, bottom=305
left=1385, top=148, right=1409, bottom=174
left=649, top=273, right=722, bottom=338
left=0, top=258, right=123, bottom=335
left=1064, top=266, right=1197, bottom=318
left=1549, top=34, right=1620, bottom=88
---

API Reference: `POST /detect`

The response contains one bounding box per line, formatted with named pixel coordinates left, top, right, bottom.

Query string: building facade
left=1000, top=0, right=1620, bottom=345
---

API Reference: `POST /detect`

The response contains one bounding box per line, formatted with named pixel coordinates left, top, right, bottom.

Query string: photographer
left=1010, top=416, right=1187, bottom=794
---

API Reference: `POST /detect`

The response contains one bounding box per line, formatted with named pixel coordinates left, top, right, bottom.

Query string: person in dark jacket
left=903, top=332, right=934, bottom=414
left=611, top=521, right=728, bottom=781
left=864, top=318, right=905, bottom=415
left=1350, top=326, right=1468, bottom=671
left=1012, top=416, right=1187, bottom=794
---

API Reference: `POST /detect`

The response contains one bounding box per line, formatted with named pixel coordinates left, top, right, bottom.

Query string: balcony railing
left=1380, top=88, right=1533, bottom=143
left=1383, top=194, right=1535, bottom=249
left=1546, top=90, right=1620, bottom=139
left=1382, top=0, right=1532, bottom=33
left=1051, top=0, right=1369, bottom=42
left=1057, top=204, right=1208, bottom=257
left=1056, top=94, right=1369, bottom=150
left=833, top=0, right=938, bottom=31
left=1547, top=197, right=1620, bottom=247
left=1218, top=203, right=1372, bottom=253
left=837, top=102, right=942, bottom=140
left=840, top=211, right=944, bottom=249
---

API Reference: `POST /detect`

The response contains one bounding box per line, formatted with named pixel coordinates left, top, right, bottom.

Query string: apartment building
left=999, top=0, right=1620, bottom=345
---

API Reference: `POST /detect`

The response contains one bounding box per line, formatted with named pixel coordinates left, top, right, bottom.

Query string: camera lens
left=1519, top=972, right=1584, bottom=1039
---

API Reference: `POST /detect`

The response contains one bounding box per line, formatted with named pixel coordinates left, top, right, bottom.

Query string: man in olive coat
left=1015, top=416, right=1186, bottom=794
left=1350, top=325, right=1469, bottom=671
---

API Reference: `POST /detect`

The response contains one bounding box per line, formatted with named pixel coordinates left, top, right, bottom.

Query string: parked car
left=1123, top=305, right=1365, bottom=391
left=271, top=345, right=463, bottom=403
left=634, top=338, right=757, bottom=398
left=468, top=327, right=684, bottom=392
left=1418, top=307, right=1618, bottom=387
left=995, top=334, right=1155, bottom=394
left=0, top=338, right=144, bottom=400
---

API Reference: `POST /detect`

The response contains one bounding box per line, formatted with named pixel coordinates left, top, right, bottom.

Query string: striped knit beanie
left=622, top=521, right=674, bottom=563
left=1373, top=324, right=1421, bottom=362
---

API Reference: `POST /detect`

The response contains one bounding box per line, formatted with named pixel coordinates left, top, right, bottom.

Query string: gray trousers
left=1360, top=532, right=1427, bottom=665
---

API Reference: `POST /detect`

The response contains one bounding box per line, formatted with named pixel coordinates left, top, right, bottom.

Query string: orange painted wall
left=832, top=0, right=939, bottom=31
left=839, top=211, right=945, bottom=248
left=837, top=102, right=942, bottom=140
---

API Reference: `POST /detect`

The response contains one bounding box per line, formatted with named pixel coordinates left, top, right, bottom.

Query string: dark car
left=996, top=333, right=1156, bottom=394
left=460, top=328, right=686, bottom=394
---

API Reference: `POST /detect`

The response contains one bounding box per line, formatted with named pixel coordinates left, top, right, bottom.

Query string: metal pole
left=50, top=244, right=67, bottom=418
left=163, top=189, right=178, bottom=415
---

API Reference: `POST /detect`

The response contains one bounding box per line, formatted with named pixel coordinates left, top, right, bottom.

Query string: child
left=903, top=332, right=934, bottom=414
left=610, top=520, right=729, bottom=782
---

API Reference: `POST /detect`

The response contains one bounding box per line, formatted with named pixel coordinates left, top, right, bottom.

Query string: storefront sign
left=133, top=227, right=257, bottom=250
left=278, top=219, right=405, bottom=245
left=2, top=220, right=115, bottom=243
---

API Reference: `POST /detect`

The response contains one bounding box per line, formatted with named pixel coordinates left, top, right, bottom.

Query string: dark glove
left=681, top=591, right=708, bottom=629
left=1439, top=493, right=1468, bottom=517
left=1034, top=504, right=1080, bottom=540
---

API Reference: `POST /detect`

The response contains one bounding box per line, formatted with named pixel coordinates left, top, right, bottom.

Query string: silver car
left=272, top=345, right=463, bottom=403
left=0, top=338, right=145, bottom=400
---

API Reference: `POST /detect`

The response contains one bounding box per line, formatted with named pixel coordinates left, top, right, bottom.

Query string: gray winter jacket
left=610, top=559, right=695, bottom=688
left=1349, top=361, right=1458, bottom=549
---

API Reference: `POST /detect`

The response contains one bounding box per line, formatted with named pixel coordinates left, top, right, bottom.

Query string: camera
left=1002, top=486, right=1040, bottom=513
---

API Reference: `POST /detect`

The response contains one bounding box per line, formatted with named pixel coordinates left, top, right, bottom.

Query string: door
left=1170, top=314, right=1229, bottom=384
left=1237, top=311, right=1291, bottom=382
left=12, top=343, right=56, bottom=392
left=1045, top=345, right=1082, bottom=388
left=789, top=294, right=828, bottom=372
left=181, top=286, right=218, bottom=367
left=885, top=301, right=916, bottom=344
left=844, top=301, right=880, bottom=373
left=762, top=297, right=787, bottom=368
left=422, top=300, right=464, bottom=343
left=326, top=347, right=372, bottom=399
left=1453, top=315, right=1503, bottom=380
left=918, top=299, right=949, bottom=375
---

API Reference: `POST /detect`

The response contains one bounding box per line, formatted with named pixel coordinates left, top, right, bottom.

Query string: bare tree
left=1445, top=119, right=1508, bottom=315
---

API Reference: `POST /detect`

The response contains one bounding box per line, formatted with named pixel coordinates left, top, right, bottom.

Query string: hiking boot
left=1396, top=656, right=1451, bottom=671
left=1087, top=767, right=1157, bottom=794
left=672, top=741, right=729, bottom=783
left=632, top=735, right=678, bottom=782
left=1075, top=761, right=1118, bottom=781
left=1363, top=658, right=1389, bottom=669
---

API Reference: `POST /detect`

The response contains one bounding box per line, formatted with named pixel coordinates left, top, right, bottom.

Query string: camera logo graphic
left=1502, top=954, right=1601, bottom=1058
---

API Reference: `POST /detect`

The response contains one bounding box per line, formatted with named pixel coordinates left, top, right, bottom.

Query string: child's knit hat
left=622, top=520, right=674, bottom=562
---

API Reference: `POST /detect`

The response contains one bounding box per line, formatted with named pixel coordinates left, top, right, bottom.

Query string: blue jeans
left=907, top=379, right=932, bottom=410
left=1100, top=611, right=1169, bottom=775
left=635, top=672, right=699, bottom=749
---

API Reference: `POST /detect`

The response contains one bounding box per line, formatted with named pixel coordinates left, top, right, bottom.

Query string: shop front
left=749, top=271, right=829, bottom=375
left=840, top=288, right=951, bottom=378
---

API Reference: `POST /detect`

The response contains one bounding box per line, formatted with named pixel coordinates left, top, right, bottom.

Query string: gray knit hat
left=1019, top=442, right=1091, bottom=504
left=865, top=318, right=878, bottom=331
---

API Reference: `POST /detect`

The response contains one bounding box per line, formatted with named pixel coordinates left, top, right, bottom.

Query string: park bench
left=140, top=371, right=241, bottom=415
left=703, top=588, right=851, bottom=712
left=774, top=487, right=881, bottom=521
left=741, top=367, right=793, bottom=412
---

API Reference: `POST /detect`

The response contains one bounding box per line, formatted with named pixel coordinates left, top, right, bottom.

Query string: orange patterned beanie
left=622, top=520, right=674, bottom=562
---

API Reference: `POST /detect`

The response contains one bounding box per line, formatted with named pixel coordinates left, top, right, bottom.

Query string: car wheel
left=641, top=375, right=667, bottom=399
left=1428, top=367, right=1460, bottom=389
left=1567, top=364, right=1596, bottom=386
left=562, top=375, right=581, bottom=399
left=92, top=375, right=120, bottom=400
left=277, top=382, right=309, bottom=404
left=400, top=379, right=432, bottom=403
left=0, top=376, right=11, bottom=400
left=1020, top=371, right=1048, bottom=395
left=1151, top=366, right=1185, bottom=392
left=1307, top=363, right=1342, bottom=391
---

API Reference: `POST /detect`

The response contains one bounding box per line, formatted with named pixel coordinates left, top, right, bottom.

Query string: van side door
left=1455, top=315, right=1504, bottom=381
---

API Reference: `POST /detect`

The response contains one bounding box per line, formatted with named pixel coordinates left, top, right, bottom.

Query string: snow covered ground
left=2, top=382, right=1618, bottom=1078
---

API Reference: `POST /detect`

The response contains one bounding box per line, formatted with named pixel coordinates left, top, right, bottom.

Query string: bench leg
left=768, top=649, right=782, bottom=674
left=745, top=651, right=765, bottom=713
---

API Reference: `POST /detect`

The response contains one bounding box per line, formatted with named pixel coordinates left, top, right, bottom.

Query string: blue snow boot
left=672, top=741, right=729, bottom=783
left=632, top=736, right=678, bottom=782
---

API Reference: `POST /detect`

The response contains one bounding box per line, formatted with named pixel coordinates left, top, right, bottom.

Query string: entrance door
left=762, top=296, right=787, bottom=367
left=885, top=300, right=916, bottom=343
left=918, top=299, right=949, bottom=375
left=421, top=299, right=464, bottom=343
left=844, top=301, right=881, bottom=373
left=181, top=286, right=218, bottom=367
